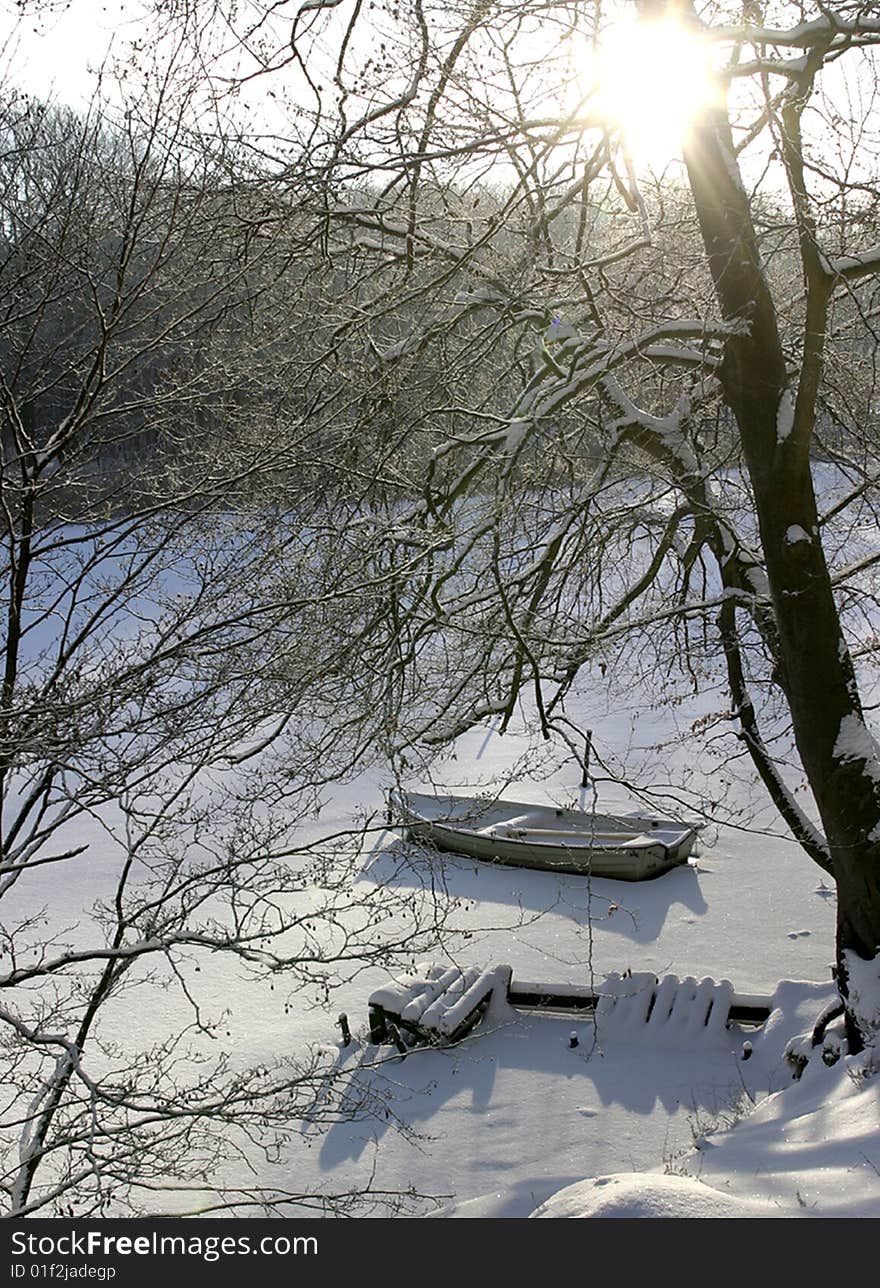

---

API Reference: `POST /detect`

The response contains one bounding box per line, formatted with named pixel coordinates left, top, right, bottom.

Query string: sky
left=0, top=2, right=128, bottom=103
left=2, top=1, right=855, bottom=191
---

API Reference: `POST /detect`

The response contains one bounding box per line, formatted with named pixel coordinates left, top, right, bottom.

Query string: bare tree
left=0, top=74, right=458, bottom=1215
left=167, top=0, right=880, bottom=1049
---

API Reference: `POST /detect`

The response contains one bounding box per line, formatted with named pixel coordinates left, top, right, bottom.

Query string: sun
left=589, top=15, right=717, bottom=163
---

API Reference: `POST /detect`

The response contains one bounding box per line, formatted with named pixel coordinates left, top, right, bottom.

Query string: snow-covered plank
left=368, top=961, right=510, bottom=1045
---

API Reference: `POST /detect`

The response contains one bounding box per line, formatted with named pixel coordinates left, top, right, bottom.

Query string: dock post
left=368, top=1006, right=387, bottom=1044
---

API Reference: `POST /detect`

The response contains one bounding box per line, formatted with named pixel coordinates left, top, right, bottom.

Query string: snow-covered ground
left=117, top=678, right=876, bottom=1220
left=4, top=508, right=879, bottom=1219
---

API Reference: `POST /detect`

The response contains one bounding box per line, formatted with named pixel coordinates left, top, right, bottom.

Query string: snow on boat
left=391, top=790, right=700, bottom=881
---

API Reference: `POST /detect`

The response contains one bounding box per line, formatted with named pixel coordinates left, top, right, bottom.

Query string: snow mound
left=844, top=948, right=880, bottom=1050
left=687, top=1048, right=880, bottom=1216
left=530, top=1173, right=789, bottom=1219
left=533, top=1037, right=880, bottom=1220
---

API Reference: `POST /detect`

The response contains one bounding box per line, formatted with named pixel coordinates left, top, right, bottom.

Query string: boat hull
left=392, top=792, right=698, bottom=881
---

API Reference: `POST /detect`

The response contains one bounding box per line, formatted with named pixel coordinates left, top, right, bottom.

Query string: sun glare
left=590, top=16, right=717, bottom=163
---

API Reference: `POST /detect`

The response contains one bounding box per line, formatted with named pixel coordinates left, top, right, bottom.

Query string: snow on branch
left=834, top=714, right=880, bottom=793
left=418, top=317, right=731, bottom=494
left=527, top=319, right=740, bottom=422
left=716, top=12, right=880, bottom=83
left=713, top=14, right=880, bottom=50
left=599, top=375, right=701, bottom=476
left=824, top=244, right=880, bottom=282
left=726, top=54, right=812, bottom=80
left=296, top=0, right=346, bottom=13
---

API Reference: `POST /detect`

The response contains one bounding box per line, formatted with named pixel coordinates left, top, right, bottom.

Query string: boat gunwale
left=393, top=791, right=697, bottom=857
left=423, top=819, right=669, bottom=853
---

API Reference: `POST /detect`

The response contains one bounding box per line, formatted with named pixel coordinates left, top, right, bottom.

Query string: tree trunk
left=683, top=101, right=880, bottom=1048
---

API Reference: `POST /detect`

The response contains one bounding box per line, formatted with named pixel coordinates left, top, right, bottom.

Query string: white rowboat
left=391, top=790, right=700, bottom=881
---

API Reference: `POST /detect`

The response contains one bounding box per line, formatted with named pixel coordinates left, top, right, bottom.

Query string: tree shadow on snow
left=359, top=834, right=709, bottom=946
left=315, top=1004, right=752, bottom=1175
